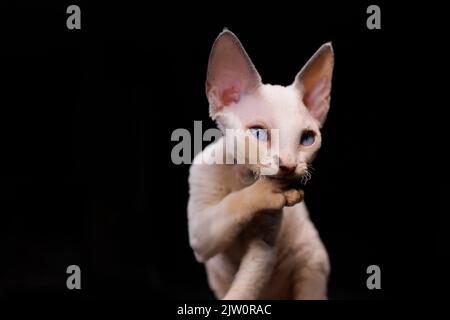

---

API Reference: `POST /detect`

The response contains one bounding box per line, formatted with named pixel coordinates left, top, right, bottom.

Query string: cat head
left=206, top=30, right=334, bottom=180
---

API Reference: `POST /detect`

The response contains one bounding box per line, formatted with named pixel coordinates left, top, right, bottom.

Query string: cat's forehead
left=258, top=84, right=316, bottom=128
left=258, top=84, right=299, bottom=106
left=258, top=84, right=310, bottom=116
left=222, top=83, right=316, bottom=129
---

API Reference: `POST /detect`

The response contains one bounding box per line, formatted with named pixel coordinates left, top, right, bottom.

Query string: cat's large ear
left=293, top=43, right=334, bottom=127
left=206, top=30, right=262, bottom=118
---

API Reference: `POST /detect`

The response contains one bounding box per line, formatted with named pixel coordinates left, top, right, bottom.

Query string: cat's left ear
left=293, top=42, right=334, bottom=127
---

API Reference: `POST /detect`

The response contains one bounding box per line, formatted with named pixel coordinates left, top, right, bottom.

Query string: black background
left=0, top=1, right=441, bottom=302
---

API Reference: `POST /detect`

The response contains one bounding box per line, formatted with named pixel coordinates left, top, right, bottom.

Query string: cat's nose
left=275, top=156, right=296, bottom=174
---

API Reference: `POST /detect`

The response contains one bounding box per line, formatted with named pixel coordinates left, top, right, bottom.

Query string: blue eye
left=249, top=127, right=268, bottom=141
left=300, top=130, right=316, bottom=146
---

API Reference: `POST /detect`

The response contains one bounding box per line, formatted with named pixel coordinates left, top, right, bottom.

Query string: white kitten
left=188, top=30, right=334, bottom=299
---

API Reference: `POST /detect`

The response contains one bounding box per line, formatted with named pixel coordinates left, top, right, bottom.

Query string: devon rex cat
left=188, top=30, right=334, bottom=299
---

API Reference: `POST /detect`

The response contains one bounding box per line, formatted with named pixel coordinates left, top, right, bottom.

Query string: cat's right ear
left=206, top=30, right=262, bottom=118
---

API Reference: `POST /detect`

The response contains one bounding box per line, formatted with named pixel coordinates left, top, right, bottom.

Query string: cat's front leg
left=188, top=170, right=300, bottom=262
left=222, top=235, right=279, bottom=300
left=222, top=186, right=304, bottom=300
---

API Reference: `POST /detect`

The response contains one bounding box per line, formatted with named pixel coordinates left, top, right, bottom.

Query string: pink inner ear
left=303, top=76, right=330, bottom=122
left=222, top=86, right=241, bottom=106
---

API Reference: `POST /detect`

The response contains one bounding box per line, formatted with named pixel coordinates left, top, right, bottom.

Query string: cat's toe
left=284, top=189, right=304, bottom=207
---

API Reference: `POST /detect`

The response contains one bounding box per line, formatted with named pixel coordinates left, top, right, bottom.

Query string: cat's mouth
left=267, top=173, right=309, bottom=187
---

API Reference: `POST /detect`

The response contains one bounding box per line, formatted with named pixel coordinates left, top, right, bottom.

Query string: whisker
left=301, top=169, right=312, bottom=185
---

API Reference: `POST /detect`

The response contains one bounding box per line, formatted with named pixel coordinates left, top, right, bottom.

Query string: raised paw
left=283, top=189, right=304, bottom=207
